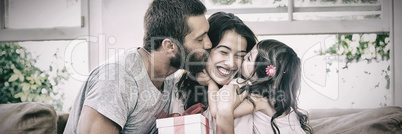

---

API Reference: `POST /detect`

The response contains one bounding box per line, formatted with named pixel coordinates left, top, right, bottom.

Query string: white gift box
left=156, top=114, right=212, bottom=134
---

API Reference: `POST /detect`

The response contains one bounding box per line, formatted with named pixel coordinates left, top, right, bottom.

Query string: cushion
left=57, top=112, right=69, bottom=134
left=0, top=102, right=57, bottom=134
left=309, top=106, right=402, bottom=134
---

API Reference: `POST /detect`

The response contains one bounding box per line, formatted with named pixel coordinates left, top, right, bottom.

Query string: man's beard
left=170, top=48, right=209, bottom=75
left=170, top=51, right=184, bottom=69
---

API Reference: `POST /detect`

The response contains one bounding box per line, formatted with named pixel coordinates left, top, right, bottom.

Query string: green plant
left=211, top=0, right=237, bottom=5
left=318, top=34, right=389, bottom=69
left=317, top=33, right=390, bottom=106
left=0, top=42, right=68, bottom=111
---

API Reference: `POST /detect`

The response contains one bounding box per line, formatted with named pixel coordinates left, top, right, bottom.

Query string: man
left=64, top=0, right=212, bottom=133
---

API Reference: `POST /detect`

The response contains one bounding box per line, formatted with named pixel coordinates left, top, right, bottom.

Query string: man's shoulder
left=91, top=48, right=142, bottom=76
left=118, top=48, right=141, bottom=62
left=117, top=48, right=146, bottom=77
left=84, top=49, right=143, bottom=91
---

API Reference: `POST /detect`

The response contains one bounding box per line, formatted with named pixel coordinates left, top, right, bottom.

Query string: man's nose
left=204, top=36, right=212, bottom=50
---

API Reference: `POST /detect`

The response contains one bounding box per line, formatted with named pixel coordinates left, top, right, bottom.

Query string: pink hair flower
left=265, top=65, right=276, bottom=76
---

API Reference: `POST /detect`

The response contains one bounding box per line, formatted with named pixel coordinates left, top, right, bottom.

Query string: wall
left=89, top=0, right=152, bottom=70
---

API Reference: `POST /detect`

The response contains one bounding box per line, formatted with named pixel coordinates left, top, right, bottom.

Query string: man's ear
left=161, top=38, right=176, bottom=53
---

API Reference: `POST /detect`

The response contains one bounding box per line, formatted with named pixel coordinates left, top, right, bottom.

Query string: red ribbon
left=156, top=103, right=210, bottom=134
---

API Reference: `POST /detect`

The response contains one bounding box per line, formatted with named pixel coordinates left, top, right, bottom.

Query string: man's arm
left=77, top=106, right=120, bottom=134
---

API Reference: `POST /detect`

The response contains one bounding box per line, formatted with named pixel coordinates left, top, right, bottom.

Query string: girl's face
left=241, top=45, right=258, bottom=80
left=206, top=30, right=247, bottom=85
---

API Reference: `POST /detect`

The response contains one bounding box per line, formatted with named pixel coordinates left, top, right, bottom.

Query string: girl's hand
left=216, top=84, right=248, bottom=113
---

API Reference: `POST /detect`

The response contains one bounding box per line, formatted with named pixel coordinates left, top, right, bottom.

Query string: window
left=0, top=0, right=89, bottom=112
left=0, top=0, right=88, bottom=41
left=5, top=0, right=81, bottom=29
left=294, top=0, right=382, bottom=21
left=204, top=0, right=390, bottom=35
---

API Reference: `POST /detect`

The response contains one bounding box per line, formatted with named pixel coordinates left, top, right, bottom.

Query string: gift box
left=156, top=113, right=212, bottom=134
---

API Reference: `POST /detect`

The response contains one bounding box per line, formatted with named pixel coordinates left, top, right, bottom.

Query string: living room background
left=0, top=0, right=401, bottom=112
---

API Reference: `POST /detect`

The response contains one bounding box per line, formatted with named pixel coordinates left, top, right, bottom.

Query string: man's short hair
left=143, top=0, right=207, bottom=52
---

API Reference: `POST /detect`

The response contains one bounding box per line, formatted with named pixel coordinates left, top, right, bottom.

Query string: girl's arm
left=216, top=110, right=234, bottom=134
left=233, top=94, right=268, bottom=117
left=233, top=99, right=254, bottom=118
left=209, top=83, right=257, bottom=118
left=208, top=81, right=219, bottom=119
left=215, top=84, right=248, bottom=134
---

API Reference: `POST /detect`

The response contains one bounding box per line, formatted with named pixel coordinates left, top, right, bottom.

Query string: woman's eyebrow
left=217, top=45, right=247, bottom=54
left=216, top=45, right=231, bottom=50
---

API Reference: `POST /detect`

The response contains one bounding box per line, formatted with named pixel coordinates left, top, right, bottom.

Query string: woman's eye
left=198, top=39, right=203, bottom=42
left=248, top=56, right=251, bottom=61
left=220, top=51, right=228, bottom=54
left=236, top=55, right=245, bottom=59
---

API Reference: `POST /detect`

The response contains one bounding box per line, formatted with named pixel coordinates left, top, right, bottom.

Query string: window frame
left=206, top=0, right=391, bottom=35
left=0, top=0, right=89, bottom=42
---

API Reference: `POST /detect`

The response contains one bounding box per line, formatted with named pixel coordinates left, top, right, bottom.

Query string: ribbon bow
left=155, top=103, right=206, bottom=119
left=155, top=103, right=209, bottom=134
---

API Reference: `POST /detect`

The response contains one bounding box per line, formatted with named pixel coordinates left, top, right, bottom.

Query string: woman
left=170, top=11, right=257, bottom=133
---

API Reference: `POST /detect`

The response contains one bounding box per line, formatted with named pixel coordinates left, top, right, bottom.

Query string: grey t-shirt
left=64, top=48, right=173, bottom=134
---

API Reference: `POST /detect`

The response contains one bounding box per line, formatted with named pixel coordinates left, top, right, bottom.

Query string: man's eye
left=198, top=39, right=203, bottom=42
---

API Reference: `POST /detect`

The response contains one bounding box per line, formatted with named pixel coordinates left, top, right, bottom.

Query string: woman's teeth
left=218, top=67, right=230, bottom=75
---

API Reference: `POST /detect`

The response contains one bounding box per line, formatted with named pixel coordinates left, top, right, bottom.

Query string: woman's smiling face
left=205, top=30, right=247, bottom=85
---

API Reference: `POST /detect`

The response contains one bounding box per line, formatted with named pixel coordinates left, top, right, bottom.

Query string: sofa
left=0, top=102, right=401, bottom=134
left=308, top=107, right=402, bottom=133
left=0, top=102, right=68, bottom=134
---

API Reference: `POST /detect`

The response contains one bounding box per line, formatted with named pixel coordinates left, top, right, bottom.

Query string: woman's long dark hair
left=177, top=12, right=257, bottom=109
left=241, top=39, right=312, bottom=134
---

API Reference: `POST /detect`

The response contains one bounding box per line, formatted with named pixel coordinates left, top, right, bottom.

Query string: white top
left=204, top=109, right=305, bottom=134
left=248, top=111, right=306, bottom=134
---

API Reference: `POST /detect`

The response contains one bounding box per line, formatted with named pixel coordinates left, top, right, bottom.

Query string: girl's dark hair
left=177, top=12, right=257, bottom=109
left=241, top=39, right=312, bottom=134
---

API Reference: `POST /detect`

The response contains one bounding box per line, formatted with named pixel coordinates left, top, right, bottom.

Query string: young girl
left=208, top=39, right=313, bottom=134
